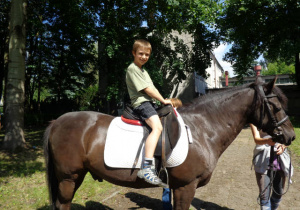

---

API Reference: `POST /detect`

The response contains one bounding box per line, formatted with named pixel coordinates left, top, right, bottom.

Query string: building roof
left=209, top=50, right=224, bottom=73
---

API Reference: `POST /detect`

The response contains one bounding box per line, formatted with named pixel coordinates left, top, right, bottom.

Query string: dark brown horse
left=44, top=77, right=295, bottom=210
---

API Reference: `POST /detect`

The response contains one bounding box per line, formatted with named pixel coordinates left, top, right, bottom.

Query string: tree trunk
left=3, top=0, right=26, bottom=151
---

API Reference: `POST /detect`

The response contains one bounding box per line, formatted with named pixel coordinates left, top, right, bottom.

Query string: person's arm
left=143, top=87, right=172, bottom=105
left=250, top=124, right=275, bottom=146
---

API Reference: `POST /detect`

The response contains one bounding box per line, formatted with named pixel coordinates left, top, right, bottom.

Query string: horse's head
left=250, top=76, right=295, bottom=145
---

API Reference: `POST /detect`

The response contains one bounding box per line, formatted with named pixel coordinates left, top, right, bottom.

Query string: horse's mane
left=252, top=82, right=288, bottom=111
left=178, top=82, right=288, bottom=113
left=178, top=83, right=252, bottom=113
left=270, top=86, right=288, bottom=111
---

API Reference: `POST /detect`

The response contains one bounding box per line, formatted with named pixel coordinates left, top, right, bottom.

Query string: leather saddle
left=122, top=104, right=181, bottom=157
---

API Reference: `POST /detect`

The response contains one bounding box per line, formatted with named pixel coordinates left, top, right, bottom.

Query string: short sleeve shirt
left=126, top=63, right=156, bottom=108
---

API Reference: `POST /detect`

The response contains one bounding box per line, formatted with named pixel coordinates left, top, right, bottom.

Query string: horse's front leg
left=173, top=180, right=197, bottom=210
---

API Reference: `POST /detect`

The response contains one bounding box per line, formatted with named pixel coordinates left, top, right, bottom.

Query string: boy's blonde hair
left=132, top=39, right=152, bottom=53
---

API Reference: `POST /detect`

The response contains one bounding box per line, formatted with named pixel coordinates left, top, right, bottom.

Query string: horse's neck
left=181, top=87, right=254, bottom=158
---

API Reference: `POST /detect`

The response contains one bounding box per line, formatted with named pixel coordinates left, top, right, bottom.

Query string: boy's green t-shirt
left=126, top=63, right=156, bottom=108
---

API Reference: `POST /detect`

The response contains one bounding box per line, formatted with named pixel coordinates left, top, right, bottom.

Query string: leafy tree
left=42, top=0, right=97, bottom=101
left=25, top=0, right=47, bottom=111
left=3, top=0, right=224, bottom=120
left=85, top=0, right=222, bottom=113
left=3, top=0, right=26, bottom=151
left=218, top=0, right=300, bottom=85
left=261, top=60, right=295, bottom=75
left=23, top=0, right=98, bottom=113
left=1, top=0, right=225, bottom=150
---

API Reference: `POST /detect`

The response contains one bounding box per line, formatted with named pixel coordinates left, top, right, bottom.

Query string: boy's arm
left=143, top=87, right=172, bottom=105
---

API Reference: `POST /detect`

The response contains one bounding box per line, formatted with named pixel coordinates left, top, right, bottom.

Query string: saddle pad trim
left=121, top=115, right=142, bottom=126
left=121, top=107, right=178, bottom=126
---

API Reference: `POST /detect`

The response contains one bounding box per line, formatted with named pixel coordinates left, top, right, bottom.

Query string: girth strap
left=133, top=126, right=150, bottom=168
left=159, top=116, right=169, bottom=186
left=162, top=117, right=167, bottom=169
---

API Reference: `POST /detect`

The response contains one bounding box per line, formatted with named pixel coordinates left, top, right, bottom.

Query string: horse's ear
left=265, top=76, right=278, bottom=94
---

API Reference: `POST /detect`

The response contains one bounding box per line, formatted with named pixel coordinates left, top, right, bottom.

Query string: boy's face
left=132, top=46, right=151, bottom=68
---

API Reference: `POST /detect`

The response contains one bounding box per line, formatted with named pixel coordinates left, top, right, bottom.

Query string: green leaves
left=262, top=60, right=295, bottom=76
left=218, top=0, right=300, bottom=85
left=4, top=0, right=225, bottom=114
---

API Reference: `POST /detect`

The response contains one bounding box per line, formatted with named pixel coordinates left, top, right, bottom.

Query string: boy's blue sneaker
left=137, top=166, right=168, bottom=188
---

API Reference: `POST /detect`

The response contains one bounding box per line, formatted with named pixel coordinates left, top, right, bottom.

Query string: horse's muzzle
left=271, top=125, right=295, bottom=146
left=273, top=134, right=295, bottom=146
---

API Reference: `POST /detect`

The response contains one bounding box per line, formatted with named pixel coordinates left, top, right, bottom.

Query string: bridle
left=257, top=85, right=289, bottom=141
left=255, top=83, right=292, bottom=205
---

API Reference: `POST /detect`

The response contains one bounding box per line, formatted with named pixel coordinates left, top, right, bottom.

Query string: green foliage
left=0, top=128, right=116, bottom=209
left=290, top=116, right=300, bottom=157
left=82, top=0, right=223, bottom=112
left=33, top=87, right=51, bottom=102
left=218, top=0, right=300, bottom=84
left=0, top=0, right=10, bottom=100
left=76, top=85, right=99, bottom=111
left=2, top=0, right=224, bottom=117
left=261, top=60, right=295, bottom=75
left=24, top=0, right=98, bottom=113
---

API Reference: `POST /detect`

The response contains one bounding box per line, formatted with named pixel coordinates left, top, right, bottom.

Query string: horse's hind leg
left=55, top=171, right=87, bottom=210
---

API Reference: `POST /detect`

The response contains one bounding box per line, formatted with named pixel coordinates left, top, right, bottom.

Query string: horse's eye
left=274, top=107, right=281, bottom=112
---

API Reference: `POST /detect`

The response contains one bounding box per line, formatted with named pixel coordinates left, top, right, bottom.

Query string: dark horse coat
left=44, top=77, right=295, bottom=210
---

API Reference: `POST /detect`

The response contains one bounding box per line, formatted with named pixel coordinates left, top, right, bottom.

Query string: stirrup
left=159, top=167, right=169, bottom=188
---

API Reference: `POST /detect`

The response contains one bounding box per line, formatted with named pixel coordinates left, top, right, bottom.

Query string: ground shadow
left=125, top=192, right=164, bottom=209
left=37, top=201, right=113, bottom=210
left=191, top=197, right=234, bottom=210
left=37, top=192, right=235, bottom=210
left=125, top=192, right=234, bottom=210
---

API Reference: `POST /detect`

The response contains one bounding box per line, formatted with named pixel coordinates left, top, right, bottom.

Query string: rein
left=257, top=147, right=292, bottom=206
left=257, top=85, right=289, bottom=140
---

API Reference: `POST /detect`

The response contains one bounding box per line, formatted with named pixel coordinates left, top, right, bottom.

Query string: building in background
left=168, top=32, right=224, bottom=103
left=221, top=74, right=295, bottom=87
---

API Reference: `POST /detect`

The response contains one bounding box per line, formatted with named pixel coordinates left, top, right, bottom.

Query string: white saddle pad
left=104, top=111, right=190, bottom=168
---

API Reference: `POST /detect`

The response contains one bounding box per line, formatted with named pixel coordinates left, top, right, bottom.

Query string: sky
left=213, top=43, right=235, bottom=77
left=213, top=42, right=264, bottom=77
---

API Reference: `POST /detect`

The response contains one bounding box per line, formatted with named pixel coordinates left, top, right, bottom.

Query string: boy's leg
left=137, top=114, right=167, bottom=187
left=134, top=102, right=167, bottom=187
left=144, top=115, right=163, bottom=158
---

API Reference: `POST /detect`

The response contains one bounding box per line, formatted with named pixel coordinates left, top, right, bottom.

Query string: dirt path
left=98, top=128, right=300, bottom=210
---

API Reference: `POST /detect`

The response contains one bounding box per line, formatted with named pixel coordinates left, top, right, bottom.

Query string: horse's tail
left=43, top=121, right=57, bottom=209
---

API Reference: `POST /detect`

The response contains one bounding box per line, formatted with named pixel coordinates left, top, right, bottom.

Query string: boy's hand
left=163, top=99, right=173, bottom=107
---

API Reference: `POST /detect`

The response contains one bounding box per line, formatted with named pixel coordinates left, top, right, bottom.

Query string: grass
left=0, top=127, right=116, bottom=210
left=290, top=116, right=300, bottom=158
left=0, top=116, right=300, bottom=209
